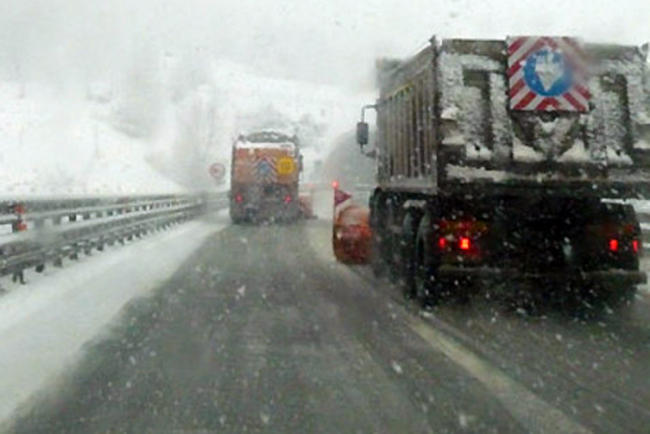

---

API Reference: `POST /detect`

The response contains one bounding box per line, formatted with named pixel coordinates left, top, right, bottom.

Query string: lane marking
left=303, top=220, right=592, bottom=433
left=408, top=317, right=591, bottom=434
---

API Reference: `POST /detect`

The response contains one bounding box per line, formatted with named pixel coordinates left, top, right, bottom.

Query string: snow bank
left=0, top=216, right=225, bottom=424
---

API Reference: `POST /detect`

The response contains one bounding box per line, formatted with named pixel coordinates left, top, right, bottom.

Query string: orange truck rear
left=230, top=131, right=302, bottom=223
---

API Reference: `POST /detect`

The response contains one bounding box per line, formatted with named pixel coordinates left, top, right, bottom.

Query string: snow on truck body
left=371, top=37, right=650, bottom=197
left=357, top=36, right=648, bottom=305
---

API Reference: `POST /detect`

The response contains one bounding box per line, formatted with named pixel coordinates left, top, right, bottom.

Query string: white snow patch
left=446, top=164, right=508, bottom=182
left=234, top=141, right=296, bottom=151
left=391, top=360, right=403, bottom=375
left=513, top=138, right=545, bottom=162
left=557, top=140, right=592, bottom=163
left=458, top=412, right=469, bottom=429
left=442, top=133, right=465, bottom=146
left=633, top=139, right=650, bottom=150
left=441, top=106, right=459, bottom=121
left=638, top=112, right=650, bottom=125
left=606, top=147, right=633, bottom=165
left=540, top=118, right=559, bottom=135
left=0, top=82, right=185, bottom=195
left=0, top=217, right=224, bottom=424
left=465, top=143, right=493, bottom=161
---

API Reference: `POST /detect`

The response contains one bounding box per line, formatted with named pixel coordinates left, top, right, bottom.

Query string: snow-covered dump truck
left=230, top=131, right=302, bottom=223
left=356, top=36, right=650, bottom=306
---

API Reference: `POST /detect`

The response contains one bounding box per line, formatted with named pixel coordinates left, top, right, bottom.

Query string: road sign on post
left=209, top=163, right=226, bottom=182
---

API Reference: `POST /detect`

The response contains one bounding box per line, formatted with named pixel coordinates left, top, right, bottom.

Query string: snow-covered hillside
left=163, top=58, right=371, bottom=184
left=0, top=56, right=369, bottom=196
left=0, top=82, right=184, bottom=196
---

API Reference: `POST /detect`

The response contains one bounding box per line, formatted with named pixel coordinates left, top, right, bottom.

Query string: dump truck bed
left=375, top=37, right=650, bottom=198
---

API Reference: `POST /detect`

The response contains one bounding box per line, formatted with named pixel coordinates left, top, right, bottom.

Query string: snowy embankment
left=0, top=58, right=368, bottom=197
left=0, top=212, right=226, bottom=424
left=0, top=82, right=186, bottom=196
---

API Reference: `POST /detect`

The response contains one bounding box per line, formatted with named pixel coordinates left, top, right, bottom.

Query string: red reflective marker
left=609, top=239, right=619, bottom=252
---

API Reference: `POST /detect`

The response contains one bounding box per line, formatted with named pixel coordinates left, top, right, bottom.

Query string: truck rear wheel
left=398, top=211, right=420, bottom=299
left=230, top=207, right=247, bottom=225
left=605, top=286, right=638, bottom=315
left=370, top=193, right=388, bottom=277
left=414, top=214, right=439, bottom=307
left=386, top=205, right=402, bottom=283
left=595, top=284, right=637, bottom=311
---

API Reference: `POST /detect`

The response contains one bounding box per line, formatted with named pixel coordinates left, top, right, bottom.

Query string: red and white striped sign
left=333, top=188, right=352, bottom=220
left=507, top=36, right=590, bottom=112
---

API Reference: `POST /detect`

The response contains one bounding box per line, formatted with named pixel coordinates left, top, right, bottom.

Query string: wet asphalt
left=7, top=217, right=650, bottom=433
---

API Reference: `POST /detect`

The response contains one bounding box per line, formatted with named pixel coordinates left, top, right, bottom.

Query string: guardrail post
left=11, top=203, right=27, bottom=233
left=12, top=269, right=25, bottom=284
left=70, top=243, right=79, bottom=260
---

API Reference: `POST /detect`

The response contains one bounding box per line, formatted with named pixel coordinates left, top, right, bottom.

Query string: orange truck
left=230, top=131, right=302, bottom=223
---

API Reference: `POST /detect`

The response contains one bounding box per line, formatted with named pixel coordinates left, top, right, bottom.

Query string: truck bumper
left=437, top=265, right=647, bottom=289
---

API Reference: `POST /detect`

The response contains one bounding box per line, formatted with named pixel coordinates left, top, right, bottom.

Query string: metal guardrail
left=0, top=192, right=229, bottom=282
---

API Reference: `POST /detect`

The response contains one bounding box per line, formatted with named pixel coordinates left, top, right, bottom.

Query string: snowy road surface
left=0, top=215, right=226, bottom=426
left=3, top=218, right=650, bottom=433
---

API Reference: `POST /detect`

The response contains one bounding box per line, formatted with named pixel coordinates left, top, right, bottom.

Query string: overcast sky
left=0, top=0, right=648, bottom=90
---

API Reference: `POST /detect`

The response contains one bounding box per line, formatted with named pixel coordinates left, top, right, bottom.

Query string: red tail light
left=436, top=219, right=486, bottom=258
left=284, top=195, right=292, bottom=204
left=632, top=239, right=640, bottom=253
left=459, top=237, right=471, bottom=251
left=609, top=239, right=619, bottom=252
left=235, top=194, right=243, bottom=203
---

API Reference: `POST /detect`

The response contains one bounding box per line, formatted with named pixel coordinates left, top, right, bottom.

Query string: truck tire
left=386, top=204, right=401, bottom=283
left=414, top=214, right=440, bottom=307
left=370, top=193, right=388, bottom=277
left=399, top=211, right=420, bottom=299
left=605, top=285, right=637, bottom=310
